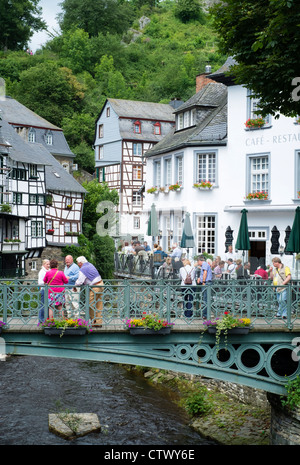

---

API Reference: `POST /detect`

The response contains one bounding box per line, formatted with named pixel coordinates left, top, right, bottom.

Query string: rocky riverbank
left=127, top=366, right=271, bottom=445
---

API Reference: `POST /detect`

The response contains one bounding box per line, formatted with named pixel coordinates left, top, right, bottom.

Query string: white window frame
left=154, top=160, right=161, bottom=186
left=132, top=165, right=142, bottom=181
left=31, top=221, right=42, bottom=237
left=164, top=157, right=172, bottom=187
left=133, top=143, right=142, bottom=156
left=28, top=128, right=36, bottom=143
left=247, top=153, right=269, bottom=195
left=196, top=151, right=217, bottom=184
left=175, top=154, right=183, bottom=185
left=247, top=90, right=271, bottom=126
left=197, top=215, right=216, bottom=255
left=132, top=191, right=142, bottom=207
left=133, top=216, right=140, bottom=229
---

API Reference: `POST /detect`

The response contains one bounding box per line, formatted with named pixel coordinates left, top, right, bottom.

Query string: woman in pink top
left=44, top=259, right=68, bottom=318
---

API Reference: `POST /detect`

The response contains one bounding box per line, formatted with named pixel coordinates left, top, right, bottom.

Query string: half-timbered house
left=0, top=118, right=47, bottom=276
left=0, top=97, right=86, bottom=277
left=94, top=98, right=176, bottom=239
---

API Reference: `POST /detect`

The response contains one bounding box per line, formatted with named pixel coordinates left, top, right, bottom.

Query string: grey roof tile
left=145, top=83, right=227, bottom=157
left=108, top=98, right=175, bottom=121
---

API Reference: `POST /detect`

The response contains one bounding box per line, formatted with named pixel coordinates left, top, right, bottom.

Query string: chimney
left=196, top=65, right=215, bottom=93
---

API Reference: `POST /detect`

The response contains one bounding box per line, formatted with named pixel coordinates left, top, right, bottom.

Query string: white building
left=144, top=58, right=300, bottom=274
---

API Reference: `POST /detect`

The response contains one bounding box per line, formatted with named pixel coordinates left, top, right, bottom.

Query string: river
left=0, top=355, right=216, bottom=446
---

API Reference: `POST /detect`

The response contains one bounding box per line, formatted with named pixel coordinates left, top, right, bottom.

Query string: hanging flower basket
left=245, top=118, right=265, bottom=129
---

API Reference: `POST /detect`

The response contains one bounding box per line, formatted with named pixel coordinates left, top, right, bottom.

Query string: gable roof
left=144, top=82, right=227, bottom=157
left=0, top=97, right=74, bottom=158
left=0, top=117, right=85, bottom=194
left=104, top=98, right=175, bottom=122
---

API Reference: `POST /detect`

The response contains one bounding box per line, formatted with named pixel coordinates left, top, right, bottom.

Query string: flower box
left=147, top=187, right=157, bottom=194
left=246, top=192, right=268, bottom=200
left=193, top=181, right=213, bottom=189
left=47, top=229, right=54, bottom=235
left=207, top=327, right=250, bottom=335
left=125, top=312, right=174, bottom=335
left=66, top=205, right=73, bottom=210
left=44, top=327, right=87, bottom=336
left=169, top=184, right=181, bottom=192
left=38, top=318, right=92, bottom=337
left=245, top=118, right=265, bottom=129
left=129, top=327, right=171, bottom=335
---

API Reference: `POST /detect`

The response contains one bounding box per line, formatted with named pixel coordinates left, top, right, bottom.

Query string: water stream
left=0, top=355, right=216, bottom=445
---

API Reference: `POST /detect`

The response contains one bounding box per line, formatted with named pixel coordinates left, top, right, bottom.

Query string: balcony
left=1, top=239, right=26, bottom=253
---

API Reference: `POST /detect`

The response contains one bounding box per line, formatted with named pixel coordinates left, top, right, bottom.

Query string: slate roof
left=207, top=57, right=238, bottom=86
left=0, top=118, right=85, bottom=194
left=0, top=97, right=74, bottom=158
left=107, top=98, right=175, bottom=122
left=144, top=82, right=228, bottom=158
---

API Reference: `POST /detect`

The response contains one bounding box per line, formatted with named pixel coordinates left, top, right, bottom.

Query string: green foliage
left=82, top=180, right=119, bottom=239
left=174, top=0, right=206, bottom=23
left=92, top=235, right=115, bottom=279
left=1, top=0, right=226, bottom=170
left=62, top=234, right=94, bottom=263
left=72, top=142, right=95, bottom=174
left=282, top=376, right=300, bottom=411
left=59, top=0, right=134, bottom=37
left=12, top=62, right=86, bottom=126
left=0, top=0, right=46, bottom=51
left=210, top=0, right=300, bottom=117
left=184, top=386, right=212, bottom=416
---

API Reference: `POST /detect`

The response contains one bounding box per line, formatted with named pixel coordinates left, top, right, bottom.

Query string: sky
left=28, top=0, right=62, bottom=52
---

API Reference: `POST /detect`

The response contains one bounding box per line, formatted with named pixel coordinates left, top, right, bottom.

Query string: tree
left=175, top=0, right=205, bottom=23
left=58, top=0, right=134, bottom=37
left=92, top=235, right=115, bottom=279
left=210, top=0, right=300, bottom=117
left=14, top=63, right=86, bottom=126
left=0, top=0, right=46, bottom=50
left=82, top=180, right=119, bottom=240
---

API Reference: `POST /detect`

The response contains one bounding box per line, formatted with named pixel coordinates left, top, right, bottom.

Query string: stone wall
left=25, top=246, right=66, bottom=281
left=267, top=392, right=300, bottom=445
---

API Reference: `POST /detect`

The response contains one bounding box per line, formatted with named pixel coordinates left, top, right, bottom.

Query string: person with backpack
left=196, top=255, right=213, bottom=319
left=179, top=259, right=196, bottom=317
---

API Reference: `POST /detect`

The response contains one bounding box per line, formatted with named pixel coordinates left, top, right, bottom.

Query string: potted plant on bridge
left=0, top=320, right=6, bottom=335
left=125, top=312, right=174, bottom=335
left=202, top=312, right=251, bottom=352
left=38, top=318, right=93, bottom=337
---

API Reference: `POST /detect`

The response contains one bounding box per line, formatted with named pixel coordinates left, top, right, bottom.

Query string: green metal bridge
left=1, top=279, right=300, bottom=396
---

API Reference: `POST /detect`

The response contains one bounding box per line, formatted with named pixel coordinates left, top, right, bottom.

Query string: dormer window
left=154, top=122, right=161, bottom=135
left=176, top=109, right=196, bottom=130
left=45, top=131, right=53, bottom=145
left=134, top=121, right=141, bottom=134
left=28, top=128, right=36, bottom=143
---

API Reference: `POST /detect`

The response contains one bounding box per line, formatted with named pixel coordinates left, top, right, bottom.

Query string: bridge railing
left=0, top=278, right=299, bottom=329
